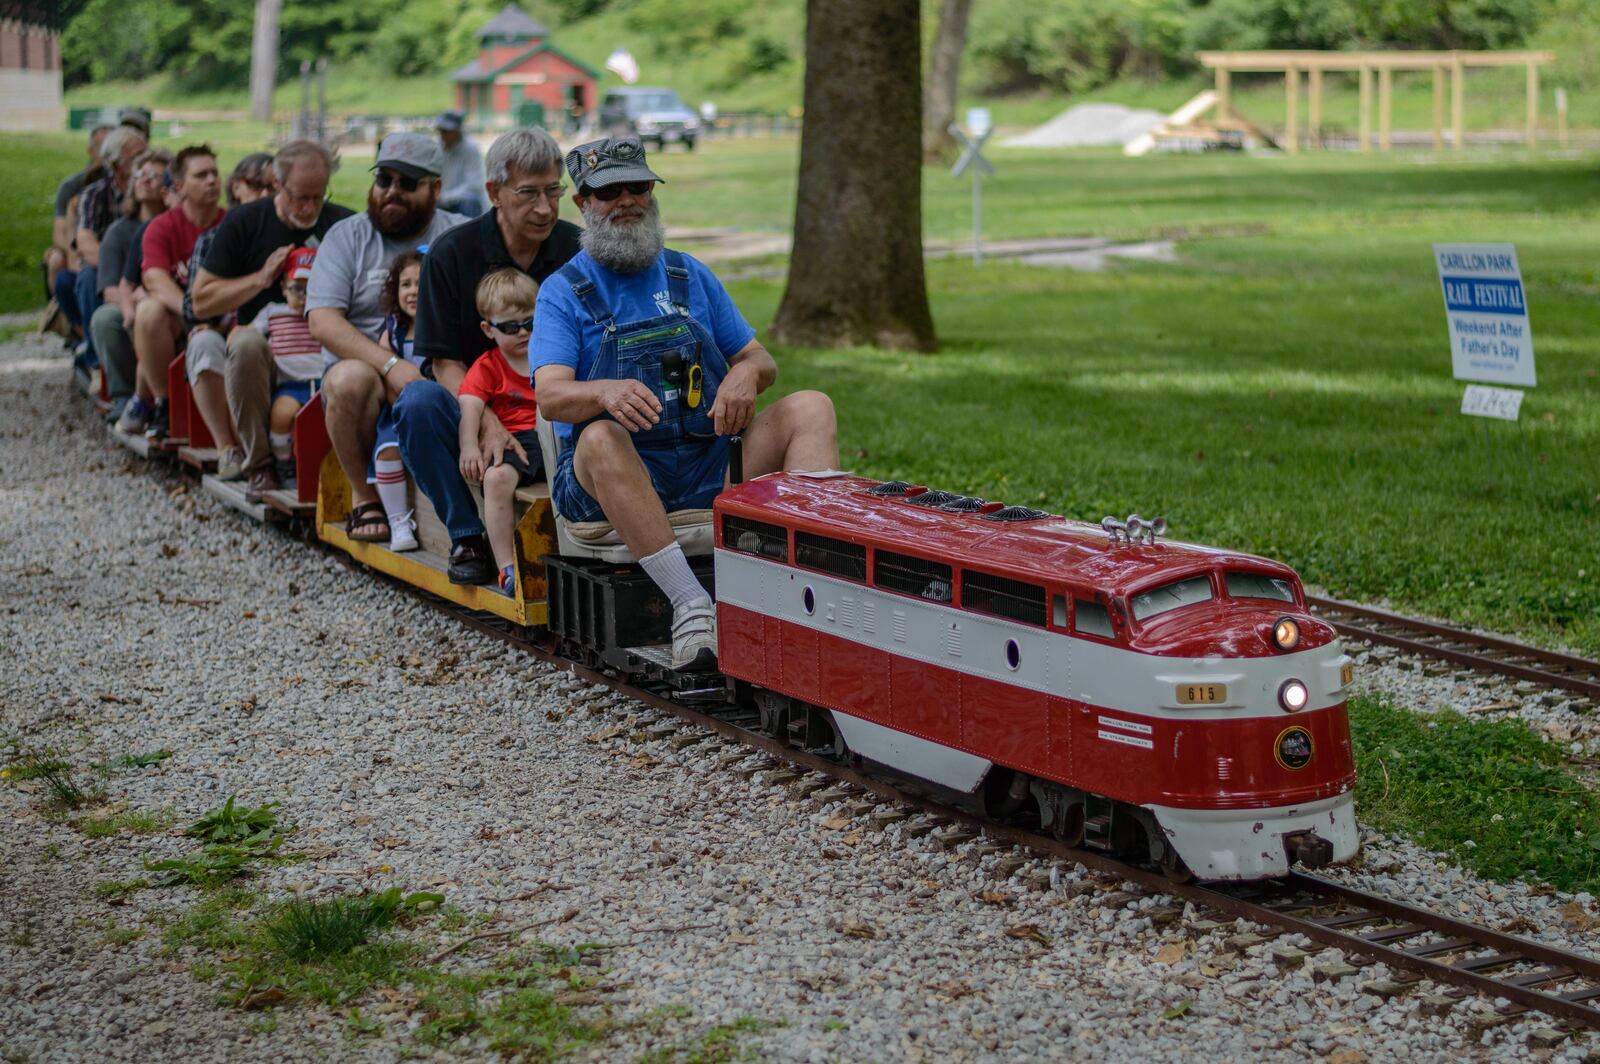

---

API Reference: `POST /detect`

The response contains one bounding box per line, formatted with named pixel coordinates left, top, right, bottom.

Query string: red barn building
left=450, top=4, right=600, bottom=132
left=0, top=1, right=64, bottom=131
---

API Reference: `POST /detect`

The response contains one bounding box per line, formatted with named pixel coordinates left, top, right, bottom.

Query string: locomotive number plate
left=1341, top=663, right=1354, bottom=687
left=1176, top=683, right=1227, bottom=705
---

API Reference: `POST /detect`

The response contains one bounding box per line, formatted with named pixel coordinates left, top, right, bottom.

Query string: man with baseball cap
left=435, top=110, right=487, bottom=218
left=309, top=131, right=467, bottom=540
left=531, top=135, right=838, bottom=669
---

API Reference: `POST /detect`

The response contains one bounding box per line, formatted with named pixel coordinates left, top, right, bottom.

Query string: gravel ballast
left=2, top=328, right=1599, bottom=1062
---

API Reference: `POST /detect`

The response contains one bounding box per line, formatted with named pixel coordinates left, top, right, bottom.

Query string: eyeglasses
left=585, top=181, right=654, bottom=202
left=374, top=170, right=425, bottom=193
left=487, top=317, right=534, bottom=335
left=281, top=186, right=328, bottom=208
left=508, top=183, right=566, bottom=205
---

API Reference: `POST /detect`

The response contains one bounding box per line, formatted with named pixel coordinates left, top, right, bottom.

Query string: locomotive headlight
left=1279, top=678, right=1310, bottom=713
left=1271, top=616, right=1300, bottom=651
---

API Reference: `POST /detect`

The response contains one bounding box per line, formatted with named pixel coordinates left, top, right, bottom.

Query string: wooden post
left=1308, top=67, right=1323, bottom=146
left=1431, top=64, right=1445, bottom=151
left=1216, top=66, right=1231, bottom=123
left=1358, top=65, right=1372, bottom=152
left=1558, top=86, right=1569, bottom=148
left=1378, top=66, right=1393, bottom=150
left=1526, top=61, right=1539, bottom=149
left=1285, top=66, right=1299, bottom=154
left=1451, top=52, right=1465, bottom=150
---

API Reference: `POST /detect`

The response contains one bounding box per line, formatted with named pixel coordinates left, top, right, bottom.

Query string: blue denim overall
left=551, top=250, right=732, bottom=523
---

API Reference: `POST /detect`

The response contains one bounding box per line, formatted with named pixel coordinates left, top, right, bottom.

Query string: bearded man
left=190, top=139, right=354, bottom=499
left=392, top=127, right=582, bottom=583
left=532, top=136, right=837, bottom=670
left=308, top=133, right=467, bottom=537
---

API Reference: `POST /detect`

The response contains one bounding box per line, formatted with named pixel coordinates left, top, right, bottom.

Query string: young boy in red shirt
left=458, top=269, right=543, bottom=594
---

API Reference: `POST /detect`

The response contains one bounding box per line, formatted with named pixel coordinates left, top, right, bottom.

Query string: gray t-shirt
left=305, top=207, right=467, bottom=369
left=97, top=217, right=139, bottom=296
left=55, top=170, right=90, bottom=217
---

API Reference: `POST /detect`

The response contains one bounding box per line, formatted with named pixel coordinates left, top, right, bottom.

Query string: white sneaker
left=389, top=511, right=418, bottom=552
left=670, top=598, right=718, bottom=671
left=215, top=447, right=247, bottom=481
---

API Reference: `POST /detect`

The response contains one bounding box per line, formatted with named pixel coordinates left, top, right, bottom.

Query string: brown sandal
left=347, top=501, right=391, bottom=543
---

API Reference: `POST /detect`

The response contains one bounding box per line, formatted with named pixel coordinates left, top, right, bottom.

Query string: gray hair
left=88, top=123, right=113, bottom=148
left=273, top=139, right=338, bottom=185
left=100, top=125, right=147, bottom=165
left=486, top=127, right=562, bottom=185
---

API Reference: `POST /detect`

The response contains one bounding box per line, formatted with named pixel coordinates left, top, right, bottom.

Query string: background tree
left=922, top=0, right=974, bottom=161
left=248, top=0, right=282, bottom=122
left=771, top=0, right=936, bottom=353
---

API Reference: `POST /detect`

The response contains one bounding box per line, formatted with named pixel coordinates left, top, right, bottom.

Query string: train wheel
left=1029, top=781, right=1085, bottom=847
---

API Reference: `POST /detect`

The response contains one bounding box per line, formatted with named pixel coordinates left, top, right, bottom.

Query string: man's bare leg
left=739, top=390, right=838, bottom=479
left=322, top=359, right=384, bottom=510
left=572, top=421, right=675, bottom=558
left=132, top=299, right=176, bottom=401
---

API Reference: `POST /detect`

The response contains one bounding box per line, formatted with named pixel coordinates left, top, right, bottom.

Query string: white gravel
left=3, top=327, right=1600, bottom=1063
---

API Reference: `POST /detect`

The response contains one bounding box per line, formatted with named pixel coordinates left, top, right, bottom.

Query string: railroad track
left=1308, top=594, right=1600, bottom=705
left=406, top=589, right=1600, bottom=1037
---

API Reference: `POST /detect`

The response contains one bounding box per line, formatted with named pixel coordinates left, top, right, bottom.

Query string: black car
left=599, top=87, right=701, bottom=151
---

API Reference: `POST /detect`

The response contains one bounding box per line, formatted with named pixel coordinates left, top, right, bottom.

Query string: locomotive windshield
left=1224, top=571, right=1296, bottom=603
left=1130, top=575, right=1214, bottom=621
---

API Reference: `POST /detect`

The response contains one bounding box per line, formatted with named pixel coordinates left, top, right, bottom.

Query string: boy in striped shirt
left=245, top=246, right=322, bottom=487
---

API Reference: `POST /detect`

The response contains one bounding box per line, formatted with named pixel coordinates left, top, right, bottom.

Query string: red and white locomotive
left=712, top=472, right=1359, bottom=881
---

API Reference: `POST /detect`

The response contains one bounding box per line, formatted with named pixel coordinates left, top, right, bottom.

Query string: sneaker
left=144, top=399, right=170, bottom=440
left=105, top=397, right=127, bottom=424
left=669, top=598, right=718, bottom=671
left=215, top=447, right=247, bottom=481
left=71, top=353, right=94, bottom=395
left=245, top=465, right=281, bottom=503
left=498, top=565, right=515, bottom=596
left=115, top=395, right=152, bottom=435
left=447, top=536, right=493, bottom=585
left=274, top=457, right=297, bottom=489
left=388, top=511, right=418, bottom=553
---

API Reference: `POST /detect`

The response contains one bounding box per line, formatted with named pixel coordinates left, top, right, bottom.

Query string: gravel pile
left=2, top=328, right=1599, bottom=1062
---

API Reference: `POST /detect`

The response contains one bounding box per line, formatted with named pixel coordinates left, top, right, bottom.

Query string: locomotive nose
left=1283, top=829, right=1335, bottom=869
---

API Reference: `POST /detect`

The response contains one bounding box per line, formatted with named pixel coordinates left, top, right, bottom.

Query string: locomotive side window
left=723, top=516, right=788, bottom=561
left=874, top=550, right=953, bottom=603
left=1225, top=571, right=1296, bottom=603
left=795, top=532, right=867, bottom=582
left=961, top=569, right=1047, bottom=627
left=1074, top=599, right=1114, bottom=638
left=1052, top=595, right=1068, bottom=628
left=1131, top=575, right=1215, bottom=621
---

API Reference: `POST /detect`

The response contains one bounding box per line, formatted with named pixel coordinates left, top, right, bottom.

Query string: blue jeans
left=553, top=427, right=729, bottom=523
left=392, top=380, right=484, bottom=541
left=53, top=269, right=82, bottom=326
left=73, top=266, right=100, bottom=361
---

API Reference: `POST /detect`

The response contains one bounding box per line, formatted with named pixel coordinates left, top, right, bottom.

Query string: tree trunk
left=248, top=0, right=283, bottom=123
left=771, top=0, right=936, bottom=353
left=922, top=0, right=974, bottom=162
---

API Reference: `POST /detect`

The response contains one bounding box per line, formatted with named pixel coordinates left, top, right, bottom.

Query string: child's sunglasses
left=374, top=170, right=424, bottom=193
left=488, top=317, right=534, bottom=335
left=583, top=181, right=654, bottom=202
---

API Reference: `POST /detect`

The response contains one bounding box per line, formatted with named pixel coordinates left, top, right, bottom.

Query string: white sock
left=641, top=542, right=707, bottom=610
left=374, top=456, right=410, bottom=527
left=270, top=432, right=292, bottom=462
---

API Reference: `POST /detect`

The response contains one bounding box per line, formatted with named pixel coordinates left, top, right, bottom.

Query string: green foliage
left=409, top=949, right=605, bottom=1057
left=1351, top=698, right=1600, bottom=890
left=144, top=836, right=284, bottom=888
left=186, top=796, right=285, bottom=844
left=265, top=889, right=443, bottom=961
left=77, top=807, right=175, bottom=838
left=4, top=746, right=95, bottom=811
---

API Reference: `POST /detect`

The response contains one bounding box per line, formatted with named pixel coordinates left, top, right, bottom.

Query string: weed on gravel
left=3, top=745, right=101, bottom=812
left=636, top=1015, right=786, bottom=1064
left=1352, top=696, right=1600, bottom=891
left=76, top=807, right=175, bottom=838
left=135, top=796, right=297, bottom=889
left=406, top=945, right=606, bottom=1059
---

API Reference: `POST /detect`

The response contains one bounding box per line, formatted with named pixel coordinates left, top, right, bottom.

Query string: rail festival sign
left=1434, top=243, right=1537, bottom=389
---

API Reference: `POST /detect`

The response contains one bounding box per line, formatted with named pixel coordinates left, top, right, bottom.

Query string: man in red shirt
left=130, top=145, right=234, bottom=454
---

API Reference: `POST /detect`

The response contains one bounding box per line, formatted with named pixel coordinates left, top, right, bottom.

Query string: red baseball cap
left=287, top=245, right=317, bottom=282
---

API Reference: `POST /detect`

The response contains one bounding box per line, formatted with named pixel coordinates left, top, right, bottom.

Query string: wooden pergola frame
left=1198, top=50, right=1555, bottom=152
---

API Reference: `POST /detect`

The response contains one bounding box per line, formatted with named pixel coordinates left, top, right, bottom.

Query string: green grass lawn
left=5, top=133, right=1597, bottom=652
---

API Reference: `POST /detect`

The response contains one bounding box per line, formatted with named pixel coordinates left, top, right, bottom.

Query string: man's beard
left=581, top=197, right=664, bottom=274
left=368, top=186, right=435, bottom=239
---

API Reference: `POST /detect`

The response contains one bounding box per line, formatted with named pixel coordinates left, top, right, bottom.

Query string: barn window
left=874, top=550, right=952, bottom=603
left=1075, top=599, right=1114, bottom=638
left=961, top=569, right=1047, bottom=627
left=795, top=532, right=866, bottom=582
left=722, top=516, right=787, bottom=561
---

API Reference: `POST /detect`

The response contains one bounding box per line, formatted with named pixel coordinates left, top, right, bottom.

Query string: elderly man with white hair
left=395, top=126, right=582, bottom=585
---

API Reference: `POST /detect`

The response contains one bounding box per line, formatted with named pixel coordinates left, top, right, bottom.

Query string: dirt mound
left=1001, top=102, right=1165, bottom=149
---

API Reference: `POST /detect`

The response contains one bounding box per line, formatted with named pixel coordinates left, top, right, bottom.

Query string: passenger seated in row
left=243, top=246, right=323, bottom=488
left=89, top=148, right=172, bottom=422
left=457, top=269, right=544, bottom=596
left=368, top=250, right=426, bottom=552
left=531, top=137, right=838, bottom=669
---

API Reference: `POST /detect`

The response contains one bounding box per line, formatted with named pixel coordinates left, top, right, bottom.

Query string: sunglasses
left=487, top=317, right=534, bottom=335
left=585, top=181, right=654, bottom=202
left=374, top=170, right=424, bottom=193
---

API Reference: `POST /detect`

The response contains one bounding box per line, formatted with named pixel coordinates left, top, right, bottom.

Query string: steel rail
left=1307, top=594, right=1600, bottom=702
left=401, top=586, right=1600, bottom=1033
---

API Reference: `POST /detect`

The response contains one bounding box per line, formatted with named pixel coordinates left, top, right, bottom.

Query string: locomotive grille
left=962, top=569, right=1048, bottom=627
left=980, top=505, right=1051, bottom=522
left=875, top=550, right=953, bottom=602
left=723, top=515, right=787, bottom=560
left=936, top=496, right=985, bottom=512
left=904, top=490, right=959, bottom=507
left=865, top=481, right=913, bottom=496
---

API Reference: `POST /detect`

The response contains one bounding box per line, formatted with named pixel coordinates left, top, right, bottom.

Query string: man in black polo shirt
left=395, top=127, right=582, bottom=583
